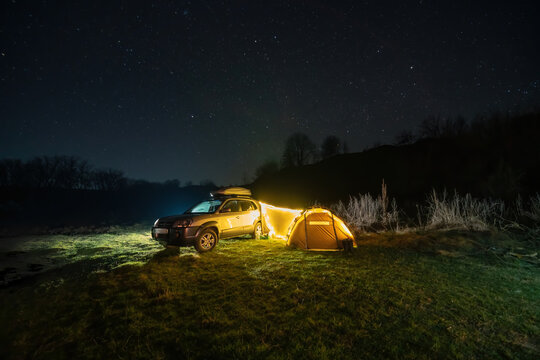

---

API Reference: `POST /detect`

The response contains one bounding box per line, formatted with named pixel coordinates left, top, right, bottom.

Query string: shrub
left=523, top=193, right=540, bottom=223
left=509, top=194, right=540, bottom=243
left=333, top=194, right=381, bottom=230
left=424, top=190, right=504, bottom=231
left=333, top=181, right=400, bottom=232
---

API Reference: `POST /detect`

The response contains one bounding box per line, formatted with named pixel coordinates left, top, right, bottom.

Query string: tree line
left=255, top=134, right=350, bottom=179
left=0, top=156, right=127, bottom=191
left=255, top=115, right=477, bottom=180
left=391, top=112, right=538, bottom=145
left=255, top=110, right=540, bottom=183
left=0, top=156, right=215, bottom=192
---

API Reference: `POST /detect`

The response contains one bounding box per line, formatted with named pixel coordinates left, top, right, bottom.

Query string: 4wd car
left=151, top=189, right=263, bottom=252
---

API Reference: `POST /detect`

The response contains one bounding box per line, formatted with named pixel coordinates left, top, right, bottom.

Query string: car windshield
left=186, top=200, right=223, bottom=214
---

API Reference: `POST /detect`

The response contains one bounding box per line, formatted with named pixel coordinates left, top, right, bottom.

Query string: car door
left=238, top=200, right=260, bottom=233
left=217, top=200, right=243, bottom=237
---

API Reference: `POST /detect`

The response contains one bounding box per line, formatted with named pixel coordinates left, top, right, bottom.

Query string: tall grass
left=333, top=184, right=540, bottom=234
left=521, top=193, right=540, bottom=223
left=333, top=180, right=399, bottom=231
left=424, top=190, right=505, bottom=231
left=333, top=194, right=383, bottom=230
left=508, top=193, right=540, bottom=243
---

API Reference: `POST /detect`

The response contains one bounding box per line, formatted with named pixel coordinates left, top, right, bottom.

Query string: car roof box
left=211, top=187, right=252, bottom=197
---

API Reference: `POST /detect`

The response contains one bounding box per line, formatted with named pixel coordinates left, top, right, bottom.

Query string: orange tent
left=287, top=208, right=355, bottom=250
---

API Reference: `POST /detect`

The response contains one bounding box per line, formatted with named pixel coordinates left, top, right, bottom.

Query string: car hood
left=157, top=213, right=212, bottom=225
left=156, top=214, right=193, bottom=225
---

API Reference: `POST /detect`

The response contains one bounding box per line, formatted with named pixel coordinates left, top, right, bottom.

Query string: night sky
left=1, top=1, right=539, bottom=185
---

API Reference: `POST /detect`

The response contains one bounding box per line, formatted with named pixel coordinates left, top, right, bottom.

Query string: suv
left=151, top=193, right=263, bottom=252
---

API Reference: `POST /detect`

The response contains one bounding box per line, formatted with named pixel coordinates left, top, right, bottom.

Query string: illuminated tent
left=260, top=202, right=303, bottom=240
left=286, top=208, right=355, bottom=250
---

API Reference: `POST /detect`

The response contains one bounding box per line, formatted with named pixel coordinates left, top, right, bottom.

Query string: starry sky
left=1, top=1, right=539, bottom=185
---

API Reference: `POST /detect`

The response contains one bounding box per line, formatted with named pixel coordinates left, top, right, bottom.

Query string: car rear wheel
left=195, top=229, right=218, bottom=252
left=252, top=222, right=262, bottom=240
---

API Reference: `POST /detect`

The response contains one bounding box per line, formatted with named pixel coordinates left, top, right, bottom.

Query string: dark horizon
left=2, top=1, right=539, bottom=185
left=2, top=107, right=540, bottom=189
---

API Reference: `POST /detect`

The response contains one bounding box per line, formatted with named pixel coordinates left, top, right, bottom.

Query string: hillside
left=251, top=112, right=540, bottom=209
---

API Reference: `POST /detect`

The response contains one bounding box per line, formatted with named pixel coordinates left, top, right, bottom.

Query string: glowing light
left=285, top=208, right=354, bottom=239
left=259, top=202, right=302, bottom=240
left=259, top=203, right=355, bottom=247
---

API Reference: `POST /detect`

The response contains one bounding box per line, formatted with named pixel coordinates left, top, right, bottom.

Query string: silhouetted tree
left=419, top=116, right=469, bottom=139
left=0, top=159, right=24, bottom=187
left=321, top=136, right=341, bottom=159
left=255, top=160, right=279, bottom=179
left=199, top=179, right=215, bottom=187
left=164, top=179, right=181, bottom=188
left=91, top=169, right=127, bottom=191
left=440, top=116, right=468, bottom=137
left=25, top=157, right=52, bottom=188
left=6, top=156, right=91, bottom=189
left=282, top=132, right=316, bottom=168
left=53, top=156, right=91, bottom=189
left=418, top=115, right=442, bottom=138
left=394, top=130, right=415, bottom=145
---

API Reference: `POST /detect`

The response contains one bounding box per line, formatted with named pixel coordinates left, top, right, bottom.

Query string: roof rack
left=212, top=194, right=252, bottom=199
left=210, top=187, right=252, bottom=198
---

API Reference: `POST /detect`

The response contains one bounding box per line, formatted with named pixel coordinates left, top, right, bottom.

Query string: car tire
left=194, top=229, right=218, bottom=252
left=252, top=222, right=262, bottom=240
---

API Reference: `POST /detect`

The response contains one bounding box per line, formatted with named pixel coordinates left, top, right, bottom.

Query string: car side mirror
left=220, top=208, right=232, bottom=213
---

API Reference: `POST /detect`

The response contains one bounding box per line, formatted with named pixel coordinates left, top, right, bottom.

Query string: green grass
left=1, top=232, right=539, bottom=359
left=0, top=225, right=163, bottom=284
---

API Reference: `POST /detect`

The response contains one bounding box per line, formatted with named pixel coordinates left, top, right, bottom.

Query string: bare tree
left=164, top=179, right=181, bottom=188
left=91, top=169, right=127, bottom=191
left=418, top=115, right=442, bottom=138
left=24, top=156, right=92, bottom=189
left=281, top=132, right=317, bottom=168
left=394, top=130, right=415, bottom=145
left=199, top=179, right=215, bottom=187
left=0, top=159, right=24, bottom=187
left=55, top=156, right=83, bottom=189
left=441, top=116, right=468, bottom=137
left=321, top=135, right=341, bottom=159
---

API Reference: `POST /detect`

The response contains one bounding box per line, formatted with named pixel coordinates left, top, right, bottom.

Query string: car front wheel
left=194, top=229, right=218, bottom=252
left=252, top=222, right=262, bottom=240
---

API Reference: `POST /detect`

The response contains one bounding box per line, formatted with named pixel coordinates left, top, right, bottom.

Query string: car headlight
left=174, top=218, right=193, bottom=227
left=153, top=219, right=159, bottom=227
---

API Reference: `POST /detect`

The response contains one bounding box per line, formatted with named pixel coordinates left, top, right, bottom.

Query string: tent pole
left=304, top=212, right=309, bottom=249
left=331, top=213, right=340, bottom=248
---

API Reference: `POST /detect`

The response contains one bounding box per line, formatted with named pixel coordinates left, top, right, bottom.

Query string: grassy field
left=1, top=231, right=539, bottom=359
left=0, top=226, right=163, bottom=285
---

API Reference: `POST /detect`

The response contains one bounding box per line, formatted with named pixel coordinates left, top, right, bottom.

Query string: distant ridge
left=251, top=112, right=540, bottom=209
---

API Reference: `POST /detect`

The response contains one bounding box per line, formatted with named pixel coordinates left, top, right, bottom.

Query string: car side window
left=221, top=200, right=239, bottom=213
left=240, top=201, right=256, bottom=212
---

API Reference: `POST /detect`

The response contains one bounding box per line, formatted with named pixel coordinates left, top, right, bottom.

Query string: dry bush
left=424, top=190, right=505, bottom=231
left=334, top=185, right=537, bottom=236
left=523, top=193, right=540, bottom=223
left=505, top=193, right=540, bottom=243
left=333, top=193, right=381, bottom=230
left=333, top=180, right=400, bottom=232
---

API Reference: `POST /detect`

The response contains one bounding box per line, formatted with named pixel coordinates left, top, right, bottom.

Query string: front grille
left=158, top=220, right=173, bottom=227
